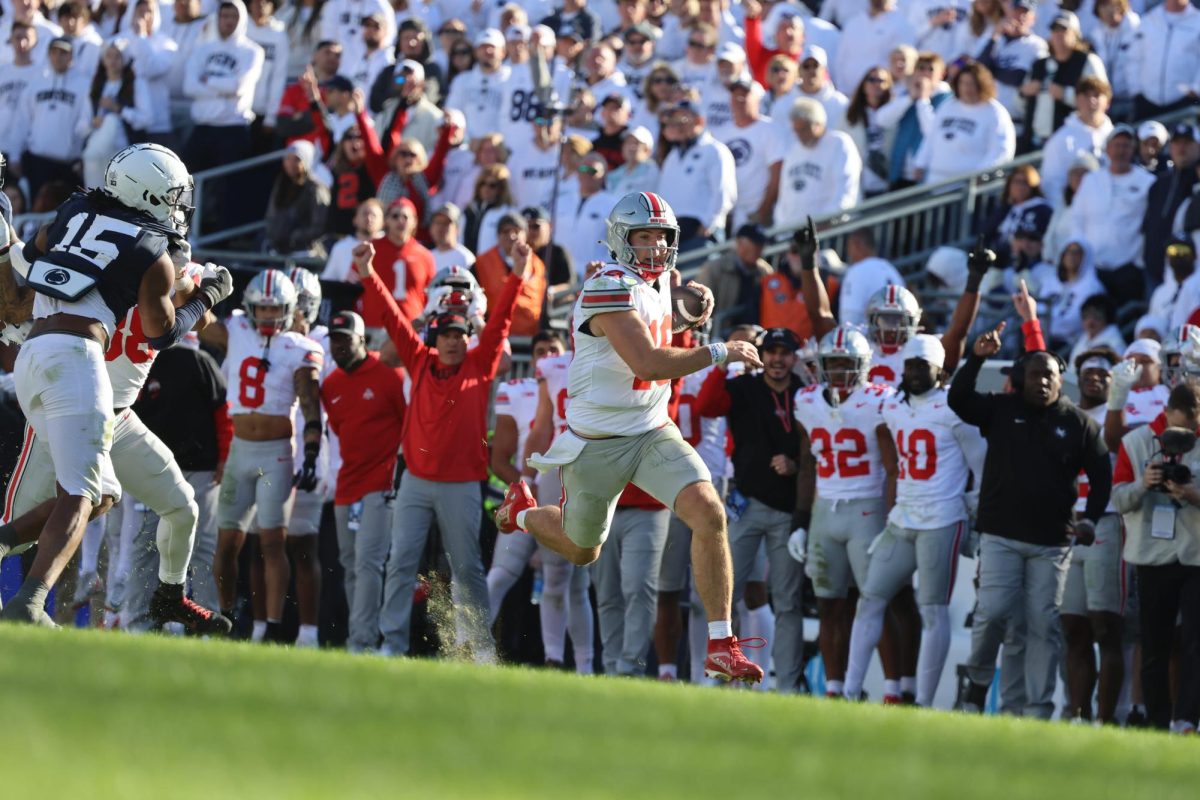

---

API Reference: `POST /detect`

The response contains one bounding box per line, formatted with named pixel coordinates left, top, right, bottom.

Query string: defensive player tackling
left=494, top=191, right=766, bottom=683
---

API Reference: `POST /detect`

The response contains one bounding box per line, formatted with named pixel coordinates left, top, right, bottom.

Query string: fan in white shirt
left=773, top=97, right=862, bottom=229
left=428, top=202, right=477, bottom=272
left=711, top=76, right=786, bottom=230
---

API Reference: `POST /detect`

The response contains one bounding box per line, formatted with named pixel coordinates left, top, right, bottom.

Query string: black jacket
left=133, top=347, right=228, bottom=472
left=717, top=372, right=804, bottom=514
left=1143, top=162, right=1199, bottom=283
left=948, top=352, right=1111, bottom=546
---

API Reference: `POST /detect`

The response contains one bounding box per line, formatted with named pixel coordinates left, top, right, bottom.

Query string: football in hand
left=671, top=285, right=708, bottom=333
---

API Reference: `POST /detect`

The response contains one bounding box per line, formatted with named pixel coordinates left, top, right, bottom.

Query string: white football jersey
left=793, top=382, right=893, bottom=500
left=867, top=343, right=904, bottom=386
left=568, top=263, right=673, bottom=437
left=1124, top=384, right=1168, bottom=429
left=536, top=351, right=573, bottom=435
left=495, top=377, right=540, bottom=470
left=105, top=263, right=206, bottom=408
left=1076, top=402, right=1115, bottom=514
left=678, top=365, right=729, bottom=480
left=224, top=311, right=324, bottom=417
left=880, top=388, right=984, bottom=530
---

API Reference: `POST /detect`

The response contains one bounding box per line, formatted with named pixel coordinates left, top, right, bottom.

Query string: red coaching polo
left=362, top=268, right=521, bottom=482
left=321, top=353, right=408, bottom=505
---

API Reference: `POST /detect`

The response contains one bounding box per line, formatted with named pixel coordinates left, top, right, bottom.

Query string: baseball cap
left=1171, top=123, right=1200, bottom=142
left=329, top=310, right=365, bottom=337
left=625, top=21, right=661, bottom=41
left=601, top=92, right=631, bottom=110
left=506, top=24, right=531, bottom=42
left=1069, top=152, right=1101, bottom=172
left=398, top=59, right=425, bottom=82
left=1013, top=207, right=1049, bottom=241
left=558, top=20, right=582, bottom=41
left=285, top=139, right=316, bottom=172
left=728, top=71, right=756, bottom=92
left=624, top=125, right=654, bottom=147
left=521, top=205, right=550, bottom=223
left=1107, top=123, right=1136, bottom=143
left=388, top=196, right=417, bottom=215
left=1050, top=10, right=1081, bottom=34
left=495, top=210, right=527, bottom=233
left=431, top=202, right=461, bottom=224
left=761, top=327, right=799, bottom=352
left=800, top=44, right=827, bottom=67
left=1124, top=338, right=1162, bottom=360
left=735, top=223, right=768, bottom=246
left=48, top=36, right=73, bottom=54
left=320, top=74, right=354, bottom=92
left=1138, top=120, right=1169, bottom=143
left=717, top=42, right=746, bottom=63
left=474, top=28, right=505, bottom=48
left=432, top=312, right=471, bottom=335
left=901, top=333, right=945, bottom=370
left=1133, top=314, right=1168, bottom=341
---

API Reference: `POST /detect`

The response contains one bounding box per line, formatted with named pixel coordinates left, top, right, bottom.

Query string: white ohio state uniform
left=793, top=381, right=892, bottom=599
left=285, top=325, right=334, bottom=535
left=567, top=264, right=673, bottom=438
left=537, top=351, right=572, bottom=436
left=495, top=377, right=540, bottom=471
left=218, top=311, right=324, bottom=531
left=1124, top=384, right=1168, bottom=429
left=867, top=344, right=905, bottom=386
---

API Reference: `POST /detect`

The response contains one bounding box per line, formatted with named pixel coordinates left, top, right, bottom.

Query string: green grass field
left=0, top=626, right=1195, bottom=799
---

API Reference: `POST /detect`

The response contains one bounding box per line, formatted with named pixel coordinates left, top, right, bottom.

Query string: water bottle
left=530, top=568, right=544, bottom=605
left=348, top=500, right=364, bottom=532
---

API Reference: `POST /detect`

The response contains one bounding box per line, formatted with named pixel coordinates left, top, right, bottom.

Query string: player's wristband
left=303, top=441, right=320, bottom=460
left=708, top=342, right=728, bottom=365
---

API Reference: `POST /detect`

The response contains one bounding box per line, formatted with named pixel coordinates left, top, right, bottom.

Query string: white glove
left=170, top=238, right=192, bottom=275
left=1106, top=359, right=1142, bottom=411
left=787, top=527, right=807, bottom=563
left=0, top=320, right=31, bottom=346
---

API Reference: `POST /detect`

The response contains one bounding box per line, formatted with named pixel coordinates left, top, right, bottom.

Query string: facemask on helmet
left=243, top=269, right=298, bottom=337
left=287, top=267, right=322, bottom=326
left=605, top=192, right=681, bottom=280
left=866, top=285, right=921, bottom=354
left=817, top=326, right=871, bottom=393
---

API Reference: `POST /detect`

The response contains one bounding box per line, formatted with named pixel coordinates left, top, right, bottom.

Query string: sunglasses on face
left=688, top=40, right=713, bottom=50
left=865, top=75, right=887, bottom=85
left=651, top=75, right=677, bottom=84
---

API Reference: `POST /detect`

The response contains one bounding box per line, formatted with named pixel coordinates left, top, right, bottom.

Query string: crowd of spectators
left=4, top=0, right=1200, bottom=728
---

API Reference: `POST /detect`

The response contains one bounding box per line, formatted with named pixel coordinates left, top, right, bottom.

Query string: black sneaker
left=150, top=583, right=232, bottom=636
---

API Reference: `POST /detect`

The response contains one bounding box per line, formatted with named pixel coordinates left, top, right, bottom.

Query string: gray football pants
left=730, top=498, right=804, bottom=693
left=966, top=534, right=1070, bottom=719
left=379, top=473, right=491, bottom=656
left=334, top=491, right=393, bottom=652
left=121, top=471, right=219, bottom=630
left=591, top=507, right=670, bottom=676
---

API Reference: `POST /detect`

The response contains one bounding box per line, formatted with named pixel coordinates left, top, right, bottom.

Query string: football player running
left=0, top=144, right=234, bottom=625
left=791, top=325, right=896, bottom=699
left=210, top=269, right=324, bottom=642
left=842, top=334, right=986, bottom=706
left=493, top=191, right=767, bottom=683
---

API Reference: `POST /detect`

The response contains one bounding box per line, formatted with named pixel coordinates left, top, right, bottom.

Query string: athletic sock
left=296, top=624, right=319, bottom=645
left=825, top=680, right=844, bottom=696
left=884, top=679, right=901, bottom=697
left=251, top=620, right=267, bottom=642
left=707, top=620, right=732, bottom=640
left=658, top=663, right=678, bottom=679
left=901, top=676, right=917, bottom=696
left=0, top=522, right=19, bottom=559
left=515, top=509, right=530, bottom=531
left=3, top=580, right=50, bottom=621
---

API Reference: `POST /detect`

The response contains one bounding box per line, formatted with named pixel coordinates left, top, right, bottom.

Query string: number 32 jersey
left=224, top=311, right=324, bottom=417
left=793, top=382, right=893, bottom=500
left=568, top=264, right=673, bottom=437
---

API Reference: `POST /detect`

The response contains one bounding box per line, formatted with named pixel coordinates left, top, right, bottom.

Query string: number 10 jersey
left=568, top=264, right=673, bottom=438
left=224, top=311, right=324, bottom=417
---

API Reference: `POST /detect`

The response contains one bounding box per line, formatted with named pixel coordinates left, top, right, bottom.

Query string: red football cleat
left=883, top=694, right=904, bottom=706
left=495, top=480, right=536, bottom=534
left=704, top=636, right=766, bottom=684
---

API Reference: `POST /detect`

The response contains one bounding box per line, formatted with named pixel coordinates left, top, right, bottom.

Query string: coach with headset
left=948, top=322, right=1112, bottom=718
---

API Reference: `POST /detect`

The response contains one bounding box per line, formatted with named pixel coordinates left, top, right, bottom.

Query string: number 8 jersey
left=568, top=264, right=673, bottom=438
left=793, top=382, right=893, bottom=500
left=224, top=311, right=324, bottom=417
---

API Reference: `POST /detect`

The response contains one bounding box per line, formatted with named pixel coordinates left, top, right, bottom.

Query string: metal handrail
left=190, top=148, right=289, bottom=245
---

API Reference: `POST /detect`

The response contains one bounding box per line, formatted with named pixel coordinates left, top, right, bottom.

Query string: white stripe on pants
left=379, top=473, right=491, bottom=657
left=591, top=506, right=670, bottom=676
left=966, top=533, right=1070, bottom=719
left=334, top=491, right=393, bottom=652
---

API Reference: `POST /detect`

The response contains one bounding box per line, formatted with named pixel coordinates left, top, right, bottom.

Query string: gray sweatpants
left=966, top=533, right=1070, bottom=719
left=591, top=507, right=669, bottom=676
left=122, top=471, right=219, bottom=629
left=379, top=473, right=491, bottom=657
left=334, top=491, right=393, bottom=652
left=731, top=498, right=805, bottom=693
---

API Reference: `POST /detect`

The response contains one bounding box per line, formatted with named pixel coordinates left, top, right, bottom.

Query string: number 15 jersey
left=568, top=264, right=673, bottom=438
left=224, top=311, right=324, bottom=417
left=793, top=382, right=893, bottom=500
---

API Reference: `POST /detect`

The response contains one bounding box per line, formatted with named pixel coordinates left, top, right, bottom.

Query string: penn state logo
left=44, top=268, right=70, bottom=286
left=727, top=138, right=751, bottom=165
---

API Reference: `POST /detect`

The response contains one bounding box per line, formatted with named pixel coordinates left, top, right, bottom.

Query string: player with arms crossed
left=842, top=334, right=986, bottom=706
left=493, top=191, right=766, bottom=683
left=209, top=269, right=324, bottom=642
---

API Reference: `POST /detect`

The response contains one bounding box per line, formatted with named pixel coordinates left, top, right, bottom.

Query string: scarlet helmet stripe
left=642, top=192, right=663, bottom=214
left=264, top=269, right=273, bottom=297
left=887, top=285, right=896, bottom=305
